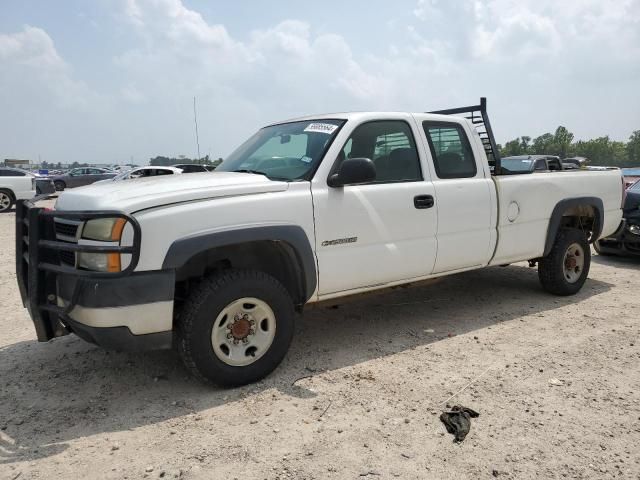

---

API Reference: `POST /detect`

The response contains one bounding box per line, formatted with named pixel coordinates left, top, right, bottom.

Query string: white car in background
left=0, top=167, right=36, bottom=212
left=94, top=166, right=183, bottom=184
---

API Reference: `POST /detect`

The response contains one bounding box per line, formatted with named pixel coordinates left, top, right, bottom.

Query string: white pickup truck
left=16, top=99, right=624, bottom=386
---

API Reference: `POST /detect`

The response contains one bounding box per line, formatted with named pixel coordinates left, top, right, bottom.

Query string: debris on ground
left=440, top=405, right=480, bottom=442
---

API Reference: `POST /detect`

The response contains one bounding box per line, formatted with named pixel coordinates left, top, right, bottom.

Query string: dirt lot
left=1, top=206, right=639, bottom=480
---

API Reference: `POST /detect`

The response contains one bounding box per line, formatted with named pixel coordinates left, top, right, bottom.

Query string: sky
left=1, top=0, right=639, bottom=165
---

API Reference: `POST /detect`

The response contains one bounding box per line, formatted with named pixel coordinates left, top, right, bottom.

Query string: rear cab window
left=422, top=122, right=477, bottom=179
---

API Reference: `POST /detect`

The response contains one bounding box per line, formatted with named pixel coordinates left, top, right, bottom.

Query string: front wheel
left=54, top=180, right=65, bottom=191
left=176, top=269, right=295, bottom=386
left=538, top=228, right=591, bottom=296
left=0, top=189, right=14, bottom=213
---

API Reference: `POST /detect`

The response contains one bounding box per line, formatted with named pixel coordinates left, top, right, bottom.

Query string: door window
left=534, top=159, right=547, bottom=171
left=423, top=123, right=477, bottom=179
left=337, top=120, right=422, bottom=183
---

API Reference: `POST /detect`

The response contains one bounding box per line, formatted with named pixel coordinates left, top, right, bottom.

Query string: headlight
left=628, top=224, right=640, bottom=236
left=82, top=218, right=126, bottom=241
left=78, top=218, right=127, bottom=272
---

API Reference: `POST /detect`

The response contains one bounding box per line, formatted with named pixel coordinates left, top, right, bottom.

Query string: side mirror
left=328, top=158, right=376, bottom=188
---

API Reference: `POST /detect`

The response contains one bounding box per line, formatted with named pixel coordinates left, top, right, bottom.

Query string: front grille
left=59, top=250, right=76, bottom=266
left=54, top=221, right=79, bottom=238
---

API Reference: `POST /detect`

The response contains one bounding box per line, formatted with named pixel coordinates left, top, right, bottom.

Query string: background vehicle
left=94, top=166, right=183, bottom=184
left=562, top=156, right=589, bottom=169
left=17, top=98, right=624, bottom=386
left=501, top=155, right=565, bottom=173
left=0, top=167, right=36, bottom=212
left=594, top=179, right=640, bottom=256
left=622, top=168, right=640, bottom=189
left=35, top=176, right=56, bottom=195
left=172, top=163, right=210, bottom=173
left=48, top=167, right=116, bottom=191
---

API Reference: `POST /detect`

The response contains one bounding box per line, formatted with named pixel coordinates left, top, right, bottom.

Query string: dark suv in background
left=594, top=180, right=640, bottom=257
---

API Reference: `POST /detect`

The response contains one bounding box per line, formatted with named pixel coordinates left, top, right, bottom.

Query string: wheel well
left=0, top=188, right=15, bottom=200
left=558, top=204, right=597, bottom=235
left=174, top=240, right=307, bottom=310
left=543, top=198, right=604, bottom=257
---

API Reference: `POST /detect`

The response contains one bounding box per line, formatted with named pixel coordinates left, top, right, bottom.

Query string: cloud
left=0, top=25, right=102, bottom=111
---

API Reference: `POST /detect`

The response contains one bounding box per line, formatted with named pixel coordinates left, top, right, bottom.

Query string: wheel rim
left=211, top=297, right=276, bottom=367
left=0, top=193, right=10, bottom=211
left=563, top=242, right=585, bottom=284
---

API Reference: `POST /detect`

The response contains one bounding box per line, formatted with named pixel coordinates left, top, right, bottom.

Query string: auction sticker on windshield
left=304, top=123, right=338, bottom=135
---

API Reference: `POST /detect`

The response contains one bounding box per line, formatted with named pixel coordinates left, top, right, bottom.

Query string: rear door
left=311, top=116, right=438, bottom=296
left=416, top=118, right=495, bottom=273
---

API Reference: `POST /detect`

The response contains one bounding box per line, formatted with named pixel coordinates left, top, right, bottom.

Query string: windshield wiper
left=233, top=169, right=269, bottom=177
left=232, top=169, right=289, bottom=181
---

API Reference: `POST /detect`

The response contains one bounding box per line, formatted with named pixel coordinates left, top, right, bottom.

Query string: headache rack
left=429, top=97, right=502, bottom=175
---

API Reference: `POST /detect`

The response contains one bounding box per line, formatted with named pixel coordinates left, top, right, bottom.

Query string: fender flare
left=543, top=196, right=604, bottom=257
left=162, top=225, right=317, bottom=302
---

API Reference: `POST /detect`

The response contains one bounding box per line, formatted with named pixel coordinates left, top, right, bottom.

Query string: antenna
left=193, top=96, right=201, bottom=162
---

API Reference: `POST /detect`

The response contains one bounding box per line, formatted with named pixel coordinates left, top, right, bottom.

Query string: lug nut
left=226, top=333, right=233, bottom=339
left=233, top=339, right=239, bottom=345
left=242, top=338, right=249, bottom=344
left=249, top=328, right=255, bottom=335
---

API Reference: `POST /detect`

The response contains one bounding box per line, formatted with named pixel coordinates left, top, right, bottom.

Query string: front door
left=311, top=117, right=438, bottom=296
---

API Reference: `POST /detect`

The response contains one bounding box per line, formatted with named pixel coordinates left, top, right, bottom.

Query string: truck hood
left=54, top=172, right=289, bottom=213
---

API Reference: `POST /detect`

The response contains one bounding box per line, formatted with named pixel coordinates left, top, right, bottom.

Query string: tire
left=593, top=241, right=612, bottom=256
left=0, top=189, right=14, bottom=213
left=538, top=228, right=591, bottom=296
left=176, top=269, right=295, bottom=387
left=54, top=180, right=66, bottom=191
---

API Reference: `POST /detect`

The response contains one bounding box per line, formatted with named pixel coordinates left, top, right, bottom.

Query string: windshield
left=216, top=119, right=345, bottom=181
left=501, top=158, right=534, bottom=173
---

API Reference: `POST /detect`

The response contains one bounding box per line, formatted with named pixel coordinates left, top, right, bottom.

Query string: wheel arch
left=162, top=225, right=317, bottom=305
left=0, top=187, right=16, bottom=199
left=543, top=197, right=604, bottom=257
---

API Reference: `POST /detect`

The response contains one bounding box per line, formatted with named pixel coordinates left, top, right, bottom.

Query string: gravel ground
left=1, top=205, right=639, bottom=480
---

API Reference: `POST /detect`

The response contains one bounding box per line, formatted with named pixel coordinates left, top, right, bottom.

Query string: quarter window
left=423, top=123, right=477, bottom=179
left=338, top=120, right=422, bottom=183
left=0, top=169, right=25, bottom=176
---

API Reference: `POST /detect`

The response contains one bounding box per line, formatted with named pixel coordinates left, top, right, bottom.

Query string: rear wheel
left=0, top=190, right=14, bottom=213
left=538, top=228, right=591, bottom=296
left=54, top=180, right=65, bottom=191
left=176, top=269, right=295, bottom=386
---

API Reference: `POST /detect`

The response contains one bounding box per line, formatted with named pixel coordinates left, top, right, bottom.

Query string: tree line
left=499, top=128, right=640, bottom=167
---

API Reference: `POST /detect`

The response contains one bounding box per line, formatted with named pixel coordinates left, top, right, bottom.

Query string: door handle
left=414, top=194, right=434, bottom=209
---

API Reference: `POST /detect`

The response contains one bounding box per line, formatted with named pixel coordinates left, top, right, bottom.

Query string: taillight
left=31, top=178, right=36, bottom=190
left=621, top=174, right=627, bottom=209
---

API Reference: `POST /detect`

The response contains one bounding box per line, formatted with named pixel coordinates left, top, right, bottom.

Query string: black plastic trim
left=57, top=270, right=175, bottom=308
left=64, top=317, right=173, bottom=351
left=162, top=225, right=317, bottom=302
left=543, top=197, right=604, bottom=257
